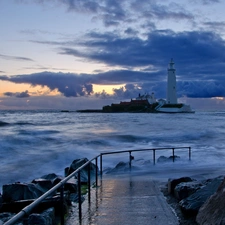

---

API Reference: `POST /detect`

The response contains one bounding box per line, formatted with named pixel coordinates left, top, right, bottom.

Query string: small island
left=77, top=59, right=194, bottom=113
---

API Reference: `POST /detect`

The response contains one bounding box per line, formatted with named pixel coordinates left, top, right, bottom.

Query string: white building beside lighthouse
left=156, top=59, right=194, bottom=113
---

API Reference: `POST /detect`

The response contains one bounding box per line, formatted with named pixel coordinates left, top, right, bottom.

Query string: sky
left=1, top=0, right=225, bottom=110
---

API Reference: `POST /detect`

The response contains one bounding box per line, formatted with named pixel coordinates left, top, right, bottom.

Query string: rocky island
left=77, top=59, right=194, bottom=113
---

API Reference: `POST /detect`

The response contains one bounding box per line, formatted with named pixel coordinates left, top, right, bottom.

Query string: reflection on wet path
left=66, top=175, right=179, bottom=225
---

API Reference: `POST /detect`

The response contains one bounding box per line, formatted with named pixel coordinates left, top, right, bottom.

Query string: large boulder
left=0, top=212, right=16, bottom=224
left=65, top=158, right=98, bottom=183
left=196, top=176, right=225, bottom=225
left=168, top=177, right=194, bottom=195
left=174, top=180, right=204, bottom=201
left=40, top=173, right=63, bottom=186
left=179, top=176, right=224, bottom=216
left=31, top=178, right=55, bottom=193
left=27, top=208, right=55, bottom=225
left=105, top=161, right=131, bottom=174
left=157, top=155, right=180, bottom=163
left=34, top=173, right=77, bottom=193
left=2, top=183, right=45, bottom=202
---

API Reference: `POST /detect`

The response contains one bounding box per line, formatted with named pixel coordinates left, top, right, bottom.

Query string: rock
left=31, top=179, right=55, bottom=193
left=2, top=183, right=45, bottom=202
left=40, top=173, right=63, bottom=186
left=65, top=158, right=98, bottom=184
left=1, top=195, right=62, bottom=214
left=174, top=181, right=203, bottom=201
left=168, top=177, right=194, bottom=194
left=157, top=156, right=168, bottom=163
left=179, top=176, right=224, bottom=216
left=0, top=212, right=16, bottom=224
left=27, top=208, right=55, bottom=225
left=64, top=177, right=77, bottom=193
left=34, top=173, right=77, bottom=193
left=157, top=155, right=180, bottom=163
left=105, top=161, right=131, bottom=174
left=69, top=193, right=85, bottom=203
left=0, top=195, right=2, bottom=210
left=196, top=176, right=225, bottom=225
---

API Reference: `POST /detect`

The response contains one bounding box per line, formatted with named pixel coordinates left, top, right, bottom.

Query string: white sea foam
left=0, top=110, right=225, bottom=188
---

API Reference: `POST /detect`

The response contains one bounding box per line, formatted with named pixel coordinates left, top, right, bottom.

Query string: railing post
left=78, top=171, right=82, bottom=221
left=88, top=163, right=91, bottom=203
left=172, top=148, right=175, bottom=162
left=100, top=154, right=103, bottom=176
left=189, top=147, right=191, bottom=160
left=153, top=149, right=156, bottom=165
left=60, top=185, right=65, bottom=225
left=95, top=157, right=98, bottom=187
left=129, top=151, right=132, bottom=171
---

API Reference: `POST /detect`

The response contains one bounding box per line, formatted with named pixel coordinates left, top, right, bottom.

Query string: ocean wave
left=0, top=121, right=9, bottom=127
left=14, top=122, right=34, bottom=126
left=17, top=129, right=60, bottom=136
left=112, top=134, right=149, bottom=143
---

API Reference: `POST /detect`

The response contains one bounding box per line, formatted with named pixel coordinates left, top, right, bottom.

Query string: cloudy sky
left=1, top=0, right=225, bottom=110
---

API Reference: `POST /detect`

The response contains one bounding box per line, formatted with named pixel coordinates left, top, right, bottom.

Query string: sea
left=1, top=110, right=225, bottom=189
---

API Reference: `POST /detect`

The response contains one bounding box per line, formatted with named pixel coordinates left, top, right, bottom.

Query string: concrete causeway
left=66, top=175, right=179, bottom=225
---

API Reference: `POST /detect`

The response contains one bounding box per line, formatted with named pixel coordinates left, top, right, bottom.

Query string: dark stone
left=34, top=173, right=77, bottom=193
left=69, top=193, right=85, bottom=203
left=40, top=173, right=63, bottom=186
left=64, top=177, right=77, bottom=193
left=115, top=161, right=128, bottom=169
left=157, top=156, right=168, bottom=163
left=0, top=212, right=16, bottom=224
left=168, top=177, right=194, bottom=194
left=174, top=181, right=203, bottom=201
left=179, top=176, right=224, bottom=216
left=27, top=213, right=50, bottom=225
left=31, top=179, right=54, bottom=193
left=0, top=194, right=3, bottom=210
left=2, top=183, right=45, bottom=202
left=157, top=155, right=180, bottom=163
left=105, top=161, right=131, bottom=174
left=65, top=158, right=98, bottom=184
left=196, top=177, right=225, bottom=225
left=27, top=208, right=55, bottom=225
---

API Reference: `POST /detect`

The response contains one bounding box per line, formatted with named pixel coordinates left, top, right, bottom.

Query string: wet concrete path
left=66, top=175, right=179, bottom=225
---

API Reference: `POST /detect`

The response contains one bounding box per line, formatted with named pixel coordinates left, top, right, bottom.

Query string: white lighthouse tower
left=155, top=59, right=194, bottom=113
left=167, top=58, right=177, bottom=104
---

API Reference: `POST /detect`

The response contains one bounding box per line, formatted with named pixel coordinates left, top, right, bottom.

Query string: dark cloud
left=59, top=30, right=225, bottom=79
left=16, top=0, right=196, bottom=28
left=201, top=0, right=220, bottom=4
left=2, top=27, right=225, bottom=100
left=203, top=21, right=225, bottom=34
left=137, top=2, right=193, bottom=21
left=17, top=90, right=30, bottom=98
left=178, top=81, right=225, bottom=98
left=4, top=90, right=30, bottom=98
left=0, top=54, right=33, bottom=62
left=1, top=64, right=225, bottom=100
left=0, top=72, right=93, bottom=97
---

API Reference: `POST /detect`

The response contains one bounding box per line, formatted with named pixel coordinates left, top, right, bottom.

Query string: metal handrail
left=4, top=156, right=99, bottom=225
left=100, top=146, right=191, bottom=174
left=4, top=146, right=191, bottom=225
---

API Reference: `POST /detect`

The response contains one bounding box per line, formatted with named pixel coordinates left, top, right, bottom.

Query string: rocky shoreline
left=1, top=157, right=224, bottom=224
left=0, top=158, right=98, bottom=225
left=161, top=175, right=225, bottom=225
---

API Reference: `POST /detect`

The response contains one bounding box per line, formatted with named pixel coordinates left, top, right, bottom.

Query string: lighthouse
left=167, top=58, right=177, bottom=104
